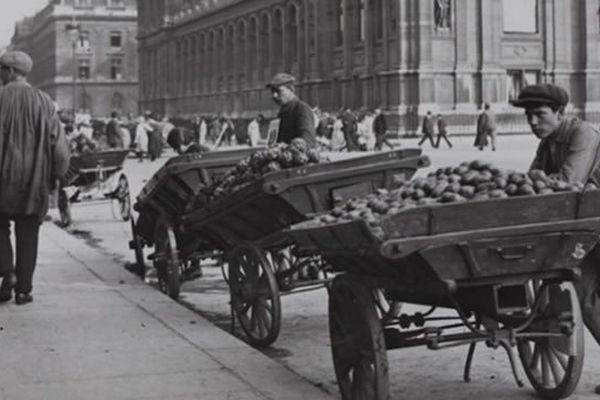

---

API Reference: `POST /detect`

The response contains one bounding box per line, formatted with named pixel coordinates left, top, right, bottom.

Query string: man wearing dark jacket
left=418, top=110, right=436, bottom=147
left=105, top=110, right=123, bottom=148
left=266, top=73, right=316, bottom=147
left=0, top=51, right=70, bottom=305
left=512, top=83, right=600, bottom=394
left=373, top=107, right=394, bottom=150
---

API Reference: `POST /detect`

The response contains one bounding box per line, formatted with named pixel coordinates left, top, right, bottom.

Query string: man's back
left=0, top=81, right=69, bottom=217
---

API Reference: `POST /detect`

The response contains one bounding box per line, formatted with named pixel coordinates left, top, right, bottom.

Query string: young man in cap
left=266, top=73, right=316, bottom=147
left=0, top=51, right=70, bottom=305
left=512, top=83, right=600, bottom=393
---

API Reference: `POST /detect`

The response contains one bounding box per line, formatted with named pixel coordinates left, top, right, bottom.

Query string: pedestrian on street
left=418, top=110, right=436, bottom=147
left=341, top=108, right=360, bottom=151
left=145, top=111, right=163, bottom=161
left=512, top=83, right=600, bottom=394
left=105, top=110, right=123, bottom=148
left=247, top=114, right=263, bottom=147
left=373, top=107, right=394, bottom=150
left=266, top=72, right=316, bottom=147
left=134, top=114, right=151, bottom=161
left=0, top=51, right=70, bottom=305
left=475, top=102, right=497, bottom=151
left=435, top=113, right=453, bottom=148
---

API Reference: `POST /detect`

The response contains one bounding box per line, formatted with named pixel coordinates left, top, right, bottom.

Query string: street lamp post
left=65, top=22, right=80, bottom=116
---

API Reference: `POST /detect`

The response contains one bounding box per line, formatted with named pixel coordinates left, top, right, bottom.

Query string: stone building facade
left=138, top=0, right=600, bottom=134
left=11, top=0, right=138, bottom=118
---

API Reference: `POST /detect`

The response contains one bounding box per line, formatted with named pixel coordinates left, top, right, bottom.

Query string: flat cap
left=0, top=51, right=33, bottom=75
left=511, top=83, right=569, bottom=108
left=266, top=72, right=296, bottom=89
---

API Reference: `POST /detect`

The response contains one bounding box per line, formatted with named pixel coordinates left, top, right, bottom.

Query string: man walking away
left=0, top=51, right=70, bottom=305
left=475, top=102, right=497, bottom=151
left=373, top=107, right=394, bottom=150
left=418, top=110, right=436, bottom=147
left=435, top=114, right=452, bottom=148
left=105, top=110, right=123, bottom=148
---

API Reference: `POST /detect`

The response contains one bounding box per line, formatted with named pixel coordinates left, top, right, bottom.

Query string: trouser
left=418, top=133, right=436, bottom=147
left=487, top=129, right=497, bottom=150
left=0, top=214, right=41, bottom=295
left=575, top=245, right=600, bottom=345
left=435, top=133, right=453, bottom=148
left=375, top=134, right=395, bottom=151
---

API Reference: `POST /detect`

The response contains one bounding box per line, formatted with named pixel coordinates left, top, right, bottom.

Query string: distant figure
left=373, top=107, right=394, bottom=150
left=266, top=72, right=316, bottom=147
left=0, top=51, right=70, bottom=305
left=341, top=108, right=359, bottom=151
left=247, top=114, right=264, bottom=147
left=435, top=114, right=452, bottom=148
left=330, top=113, right=346, bottom=151
left=475, top=102, right=497, bottom=151
left=134, top=115, right=151, bottom=161
left=418, top=110, right=436, bottom=147
left=105, top=110, right=123, bottom=148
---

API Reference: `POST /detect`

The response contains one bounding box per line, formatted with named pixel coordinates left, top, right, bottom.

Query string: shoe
left=0, top=291, right=11, bottom=303
left=15, top=293, right=33, bottom=305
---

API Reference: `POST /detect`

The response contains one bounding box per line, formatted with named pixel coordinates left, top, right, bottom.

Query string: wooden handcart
left=58, top=149, right=132, bottom=227
left=180, top=149, right=431, bottom=347
left=130, top=147, right=264, bottom=298
left=286, top=189, right=600, bottom=399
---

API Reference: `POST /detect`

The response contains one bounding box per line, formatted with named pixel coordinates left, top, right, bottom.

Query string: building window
left=110, top=31, right=122, bottom=48
left=108, top=0, right=125, bottom=7
left=507, top=70, right=539, bottom=100
left=77, top=31, right=90, bottom=50
left=503, top=0, right=537, bottom=33
left=336, top=0, right=344, bottom=46
left=373, top=0, right=383, bottom=40
left=78, top=59, right=91, bottom=80
left=110, top=58, right=123, bottom=80
left=434, top=0, right=451, bottom=30
left=356, top=0, right=365, bottom=43
left=389, top=1, right=397, bottom=35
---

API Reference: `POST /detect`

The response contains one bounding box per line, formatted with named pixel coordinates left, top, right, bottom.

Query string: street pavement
left=0, top=220, right=334, bottom=400
left=42, top=135, right=600, bottom=399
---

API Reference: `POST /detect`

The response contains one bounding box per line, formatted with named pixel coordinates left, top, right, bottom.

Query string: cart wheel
left=58, top=188, right=71, bottom=227
left=229, top=243, right=281, bottom=347
left=517, top=281, right=584, bottom=399
left=153, top=219, right=181, bottom=300
left=329, top=274, right=389, bottom=400
left=117, top=174, right=131, bottom=221
left=130, top=217, right=146, bottom=278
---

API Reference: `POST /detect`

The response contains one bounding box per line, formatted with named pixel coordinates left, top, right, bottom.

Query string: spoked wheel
left=129, top=217, right=146, bottom=278
left=517, top=281, right=584, bottom=399
left=271, top=249, right=293, bottom=292
left=228, top=243, right=281, bottom=347
left=58, top=188, right=71, bottom=227
left=329, top=274, right=389, bottom=400
left=153, top=219, right=181, bottom=300
left=116, top=174, right=131, bottom=221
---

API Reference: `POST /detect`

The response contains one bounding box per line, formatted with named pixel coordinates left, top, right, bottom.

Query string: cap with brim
left=0, top=51, right=33, bottom=75
left=510, top=83, right=569, bottom=108
left=266, top=73, right=296, bottom=89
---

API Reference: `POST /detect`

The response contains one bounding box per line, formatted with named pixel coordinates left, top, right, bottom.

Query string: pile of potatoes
left=307, top=160, right=596, bottom=241
left=205, top=138, right=322, bottom=199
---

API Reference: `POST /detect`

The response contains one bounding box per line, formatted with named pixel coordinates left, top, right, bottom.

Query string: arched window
left=248, top=17, right=258, bottom=80
left=190, top=36, right=197, bottom=92
left=286, top=4, right=298, bottom=69
left=372, top=0, right=383, bottom=39
left=175, top=41, right=182, bottom=93
left=260, top=14, right=270, bottom=70
left=208, top=30, right=215, bottom=90
left=273, top=9, right=283, bottom=67
left=217, top=28, right=225, bottom=87
left=356, top=0, right=365, bottom=43
left=237, top=21, right=246, bottom=78
left=308, top=1, right=316, bottom=54
left=199, top=33, right=206, bottom=92
left=227, top=24, right=235, bottom=78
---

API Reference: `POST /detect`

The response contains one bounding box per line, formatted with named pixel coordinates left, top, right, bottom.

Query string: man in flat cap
left=0, top=51, right=70, bottom=305
left=266, top=72, right=316, bottom=147
left=513, top=82, right=600, bottom=393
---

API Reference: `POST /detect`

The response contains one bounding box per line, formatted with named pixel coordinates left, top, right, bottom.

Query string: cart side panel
left=578, top=189, right=600, bottom=218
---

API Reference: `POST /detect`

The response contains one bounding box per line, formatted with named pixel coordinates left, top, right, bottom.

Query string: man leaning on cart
left=266, top=72, right=317, bottom=148
left=512, top=83, right=600, bottom=394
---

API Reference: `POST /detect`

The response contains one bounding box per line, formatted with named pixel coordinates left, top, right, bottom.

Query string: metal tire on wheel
left=517, top=281, right=584, bottom=399
left=229, top=243, right=281, bottom=347
left=153, top=219, right=181, bottom=300
left=329, top=274, right=389, bottom=400
left=58, top=188, right=71, bottom=227
left=117, top=174, right=131, bottom=221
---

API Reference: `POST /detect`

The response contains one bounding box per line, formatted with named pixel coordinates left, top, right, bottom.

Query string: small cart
left=130, top=147, right=265, bottom=298
left=58, top=149, right=131, bottom=227
left=181, top=149, right=430, bottom=347
left=286, top=189, right=600, bottom=399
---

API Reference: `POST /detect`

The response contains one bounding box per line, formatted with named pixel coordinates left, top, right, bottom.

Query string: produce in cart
left=287, top=166, right=600, bottom=399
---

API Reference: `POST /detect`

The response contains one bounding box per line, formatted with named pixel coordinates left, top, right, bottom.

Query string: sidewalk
left=0, top=222, right=336, bottom=400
